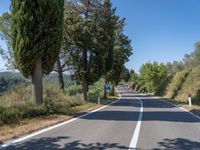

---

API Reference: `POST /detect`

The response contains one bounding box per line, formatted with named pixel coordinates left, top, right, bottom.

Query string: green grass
left=0, top=78, right=116, bottom=126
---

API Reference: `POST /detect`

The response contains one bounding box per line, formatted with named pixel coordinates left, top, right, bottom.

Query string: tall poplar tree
left=11, top=0, right=64, bottom=104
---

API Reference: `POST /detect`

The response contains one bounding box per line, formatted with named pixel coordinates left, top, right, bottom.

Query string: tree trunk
left=82, top=79, right=88, bottom=101
left=82, top=49, right=88, bottom=101
left=104, top=82, right=107, bottom=99
left=31, top=58, right=43, bottom=104
left=110, top=82, right=115, bottom=96
left=56, top=58, right=65, bottom=92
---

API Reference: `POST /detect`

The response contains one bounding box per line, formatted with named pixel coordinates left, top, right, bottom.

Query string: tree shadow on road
left=154, top=138, right=200, bottom=150
left=4, top=136, right=128, bottom=150
left=80, top=109, right=200, bottom=123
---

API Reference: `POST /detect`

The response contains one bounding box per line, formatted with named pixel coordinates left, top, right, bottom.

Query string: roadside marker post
left=188, top=96, right=192, bottom=107
left=188, top=93, right=192, bottom=107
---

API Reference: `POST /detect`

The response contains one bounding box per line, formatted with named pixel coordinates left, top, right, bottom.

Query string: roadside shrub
left=0, top=106, right=20, bottom=124
left=21, top=104, right=47, bottom=118
left=88, top=79, right=104, bottom=102
left=165, top=70, right=189, bottom=99
left=155, top=75, right=172, bottom=96
left=65, top=84, right=82, bottom=96
left=175, top=67, right=200, bottom=102
left=0, top=83, right=86, bottom=126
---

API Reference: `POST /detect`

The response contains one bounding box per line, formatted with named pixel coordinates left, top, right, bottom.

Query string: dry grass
left=152, top=96, right=200, bottom=117
left=182, top=105, right=200, bottom=116
left=0, top=115, right=69, bottom=142
left=0, top=102, right=101, bottom=142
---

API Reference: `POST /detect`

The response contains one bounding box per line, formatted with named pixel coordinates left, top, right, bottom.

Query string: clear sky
left=1, top=0, right=200, bottom=72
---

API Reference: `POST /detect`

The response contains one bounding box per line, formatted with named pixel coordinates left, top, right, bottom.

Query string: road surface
left=1, top=85, right=200, bottom=150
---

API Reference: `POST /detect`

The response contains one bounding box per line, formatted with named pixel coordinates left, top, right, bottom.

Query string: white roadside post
left=188, top=93, right=192, bottom=107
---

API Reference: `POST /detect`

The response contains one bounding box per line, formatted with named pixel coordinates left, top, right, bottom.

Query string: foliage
left=105, top=20, right=132, bottom=86
left=0, top=72, right=28, bottom=93
left=128, top=71, right=139, bottom=90
left=65, top=84, right=82, bottom=96
left=172, top=67, right=200, bottom=102
left=0, top=84, right=84, bottom=125
left=165, top=69, right=189, bottom=99
left=43, top=73, right=75, bottom=89
left=154, top=75, right=172, bottom=96
left=88, top=78, right=104, bottom=102
left=63, top=0, right=128, bottom=100
left=166, top=61, right=185, bottom=75
left=0, top=12, right=16, bottom=69
left=183, top=42, right=200, bottom=68
left=138, top=62, right=168, bottom=93
left=11, top=0, right=64, bottom=77
left=120, top=67, right=131, bottom=82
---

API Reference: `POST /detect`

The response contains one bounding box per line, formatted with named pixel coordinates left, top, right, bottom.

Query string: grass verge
left=152, top=96, right=200, bottom=117
left=0, top=96, right=117, bottom=143
left=0, top=102, right=98, bottom=142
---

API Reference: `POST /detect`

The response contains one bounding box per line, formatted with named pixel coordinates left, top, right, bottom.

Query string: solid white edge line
left=128, top=97, right=143, bottom=150
left=0, top=88, right=122, bottom=149
left=159, top=99, right=200, bottom=120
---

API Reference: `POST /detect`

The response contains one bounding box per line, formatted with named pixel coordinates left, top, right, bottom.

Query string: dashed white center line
left=128, top=97, right=143, bottom=150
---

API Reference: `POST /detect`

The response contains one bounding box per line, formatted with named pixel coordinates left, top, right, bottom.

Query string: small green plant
left=65, top=84, right=82, bottom=96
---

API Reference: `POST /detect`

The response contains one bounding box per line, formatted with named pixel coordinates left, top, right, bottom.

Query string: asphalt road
left=1, top=85, right=200, bottom=150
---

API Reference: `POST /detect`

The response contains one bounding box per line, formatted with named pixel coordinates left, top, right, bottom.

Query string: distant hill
left=0, top=72, right=74, bottom=94
left=0, top=71, right=24, bottom=78
left=0, top=71, right=27, bottom=93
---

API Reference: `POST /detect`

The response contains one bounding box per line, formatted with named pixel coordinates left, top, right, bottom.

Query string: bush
left=174, top=67, right=200, bottom=102
left=155, top=75, right=172, bottom=96
left=165, top=70, right=189, bottom=99
left=88, top=79, right=104, bottom=102
left=0, top=83, right=86, bottom=126
left=0, top=106, right=20, bottom=125
left=65, top=84, right=82, bottom=96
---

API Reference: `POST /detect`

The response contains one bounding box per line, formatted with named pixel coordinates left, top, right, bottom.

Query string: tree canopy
left=11, top=0, right=64, bottom=78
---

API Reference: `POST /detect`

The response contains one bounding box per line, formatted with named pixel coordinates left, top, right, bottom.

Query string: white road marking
left=160, top=99, right=200, bottom=120
left=0, top=89, right=122, bottom=149
left=128, top=97, right=143, bottom=150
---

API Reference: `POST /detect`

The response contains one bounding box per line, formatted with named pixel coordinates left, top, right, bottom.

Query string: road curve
left=1, top=85, right=200, bottom=150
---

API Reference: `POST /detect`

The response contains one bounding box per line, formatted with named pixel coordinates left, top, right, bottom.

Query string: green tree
left=106, top=20, right=132, bottom=95
left=11, top=0, right=64, bottom=104
left=139, top=62, right=168, bottom=93
left=0, top=12, right=68, bottom=92
left=0, top=12, right=16, bottom=69
left=121, top=67, right=131, bottom=82
left=53, top=53, right=72, bottom=92
left=99, top=0, right=117, bottom=98
left=183, top=42, right=200, bottom=68
left=63, top=0, right=117, bottom=101
left=166, top=61, right=185, bottom=75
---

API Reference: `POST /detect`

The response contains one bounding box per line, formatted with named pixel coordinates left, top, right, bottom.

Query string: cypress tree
left=11, top=0, right=64, bottom=104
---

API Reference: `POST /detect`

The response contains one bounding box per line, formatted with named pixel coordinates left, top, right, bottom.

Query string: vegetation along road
left=1, top=85, right=199, bottom=150
left=1, top=0, right=200, bottom=149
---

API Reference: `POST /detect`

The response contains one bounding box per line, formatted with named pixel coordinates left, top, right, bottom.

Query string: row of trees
left=166, top=42, right=200, bottom=74
left=0, top=0, right=132, bottom=104
left=129, top=41, right=200, bottom=95
left=129, top=62, right=168, bottom=93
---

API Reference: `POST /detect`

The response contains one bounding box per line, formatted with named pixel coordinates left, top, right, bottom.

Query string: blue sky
left=1, top=0, right=200, bottom=72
